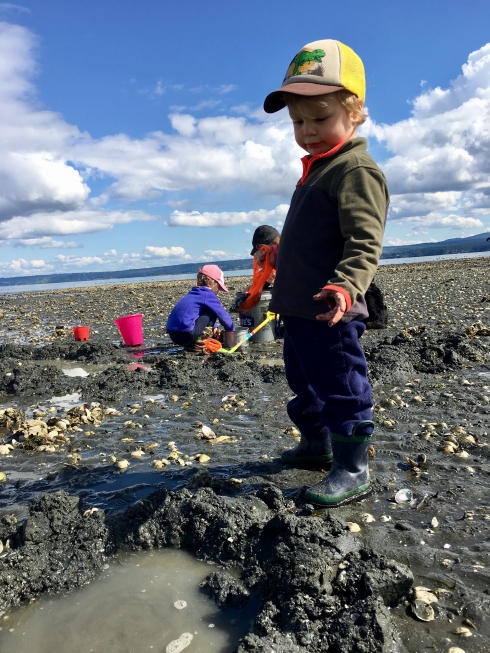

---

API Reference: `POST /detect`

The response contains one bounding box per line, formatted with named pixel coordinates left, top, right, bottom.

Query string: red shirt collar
left=297, top=141, right=347, bottom=186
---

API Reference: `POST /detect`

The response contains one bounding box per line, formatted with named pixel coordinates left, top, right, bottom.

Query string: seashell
left=382, top=420, right=395, bottom=428
left=0, top=444, right=14, bottom=455
left=379, top=515, right=391, bottom=522
left=115, top=459, right=129, bottom=470
left=453, top=627, right=472, bottom=637
left=395, top=488, right=413, bottom=503
left=465, top=466, right=475, bottom=473
left=405, top=457, right=419, bottom=468
left=347, top=522, right=361, bottom=532
left=411, top=599, right=435, bottom=621
left=361, top=513, right=376, bottom=523
left=414, top=587, right=438, bottom=604
left=460, top=435, right=476, bottom=444
left=446, top=648, right=466, bottom=653
left=166, top=441, right=177, bottom=451
left=131, top=450, right=145, bottom=458
left=455, top=451, right=470, bottom=458
left=413, top=396, right=424, bottom=403
left=452, top=426, right=466, bottom=435
left=431, top=516, right=439, bottom=528
left=170, top=395, right=179, bottom=402
left=461, top=379, right=471, bottom=386
left=152, top=460, right=164, bottom=469
left=165, top=632, right=193, bottom=653
left=194, top=454, right=210, bottom=463
left=441, top=445, right=456, bottom=454
left=201, top=425, right=216, bottom=439
left=167, top=451, right=179, bottom=460
left=416, top=453, right=427, bottom=465
left=0, top=471, right=7, bottom=483
left=462, top=618, right=477, bottom=629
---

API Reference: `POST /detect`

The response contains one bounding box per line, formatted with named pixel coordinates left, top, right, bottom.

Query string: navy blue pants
left=283, top=316, right=373, bottom=438
left=167, top=308, right=215, bottom=346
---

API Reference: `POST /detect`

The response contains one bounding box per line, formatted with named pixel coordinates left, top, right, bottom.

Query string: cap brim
left=217, top=280, right=229, bottom=292
left=250, top=246, right=257, bottom=256
left=264, top=83, right=343, bottom=114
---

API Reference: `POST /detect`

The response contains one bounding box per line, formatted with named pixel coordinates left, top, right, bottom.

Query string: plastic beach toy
left=72, top=326, right=90, bottom=341
left=221, top=312, right=276, bottom=354
left=114, top=314, right=143, bottom=346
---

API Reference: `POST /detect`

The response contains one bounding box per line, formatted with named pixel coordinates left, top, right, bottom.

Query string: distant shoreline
left=0, top=238, right=489, bottom=291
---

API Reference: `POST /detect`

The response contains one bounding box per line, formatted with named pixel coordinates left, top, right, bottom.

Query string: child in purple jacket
left=166, top=264, right=235, bottom=348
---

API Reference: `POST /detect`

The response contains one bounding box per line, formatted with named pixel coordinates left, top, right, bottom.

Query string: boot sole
left=280, top=453, right=333, bottom=468
left=304, top=484, right=372, bottom=508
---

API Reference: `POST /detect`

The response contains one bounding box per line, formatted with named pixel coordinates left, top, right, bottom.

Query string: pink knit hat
left=199, top=264, right=229, bottom=292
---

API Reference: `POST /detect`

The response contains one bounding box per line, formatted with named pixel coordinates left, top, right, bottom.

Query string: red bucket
left=73, top=326, right=90, bottom=341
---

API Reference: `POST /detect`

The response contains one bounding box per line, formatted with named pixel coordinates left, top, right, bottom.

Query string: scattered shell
left=379, top=515, right=392, bottom=522
left=361, top=512, right=376, bottom=523
left=201, top=425, right=216, bottom=439
left=0, top=445, right=14, bottom=455
left=395, top=488, right=413, bottom=504
left=165, top=632, right=193, bottom=653
left=462, top=618, right=477, bottom=629
left=115, top=459, right=129, bottom=470
left=413, top=396, right=424, bottom=403
left=414, top=587, right=438, bottom=604
left=131, top=450, right=145, bottom=458
left=173, top=600, right=187, bottom=610
left=347, top=522, right=361, bottom=532
left=460, top=435, right=476, bottom=445
left=453, top=627, right=472, bottom=638
left=411, top=599, right=435, bottom=621
left=455, top=451, right=470, bottom=458
left=170, top=395, right=179, bottom=402
left=431, top=516, right=439, bottom=528
left=416, top=453, right=427, bottom=465
left=193, top=454, right=211, bottom=463
left=446, top=648, right=466, bottom=653
left=0, top=471, right=7, bottom=483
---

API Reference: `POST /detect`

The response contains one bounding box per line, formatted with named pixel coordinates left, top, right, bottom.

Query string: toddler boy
left=265, top=39, right=389, bottom=506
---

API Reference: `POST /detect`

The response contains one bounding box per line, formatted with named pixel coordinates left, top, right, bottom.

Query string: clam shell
left=411, top=599, right=435, bottom=621
left=395, top=488, right=414, bottom=504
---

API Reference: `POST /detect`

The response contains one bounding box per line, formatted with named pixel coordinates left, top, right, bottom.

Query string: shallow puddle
left=0, top=548, right=254, bottom=653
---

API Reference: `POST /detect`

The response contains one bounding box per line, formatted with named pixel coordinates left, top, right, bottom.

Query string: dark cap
left=250, top=225, right=280, bottom=255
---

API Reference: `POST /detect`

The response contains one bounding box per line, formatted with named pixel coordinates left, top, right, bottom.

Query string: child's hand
left=254, top=246, right=276, bottom=268
left=313, top=290, right=346, bottom=327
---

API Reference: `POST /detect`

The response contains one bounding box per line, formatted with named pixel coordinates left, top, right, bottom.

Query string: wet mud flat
left=0, top=257, right=488, bottom=652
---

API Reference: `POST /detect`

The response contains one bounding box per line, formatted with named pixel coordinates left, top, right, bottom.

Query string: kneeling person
left=166, top=265, right=235, bottom=349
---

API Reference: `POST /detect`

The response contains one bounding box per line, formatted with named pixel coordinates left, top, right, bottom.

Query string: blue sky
left=0, top=0, right=489, bottom=276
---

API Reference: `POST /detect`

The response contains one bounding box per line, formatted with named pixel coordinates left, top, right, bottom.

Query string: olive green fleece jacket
left=270, top=137, right=389, bottom=321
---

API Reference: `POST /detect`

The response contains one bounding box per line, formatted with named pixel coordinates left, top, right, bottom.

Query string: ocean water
left=0, top=250, right=488, bottom=296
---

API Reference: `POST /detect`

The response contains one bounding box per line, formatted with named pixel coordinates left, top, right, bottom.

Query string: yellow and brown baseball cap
left=264, top=39, right=365, bottom=114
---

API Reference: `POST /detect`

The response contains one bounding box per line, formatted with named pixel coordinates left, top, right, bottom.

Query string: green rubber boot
left=280, top=434, right=333, bottom=468
left=304, top=422, right=373, bottom=507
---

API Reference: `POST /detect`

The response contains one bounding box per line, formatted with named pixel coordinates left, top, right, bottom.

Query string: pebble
left=173, top=600, right=187, bottom=610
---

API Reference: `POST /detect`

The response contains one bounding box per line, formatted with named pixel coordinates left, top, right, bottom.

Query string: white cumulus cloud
left=167, top=204, right=289, bottom=228
left=143, top=245, right=190, bottom=259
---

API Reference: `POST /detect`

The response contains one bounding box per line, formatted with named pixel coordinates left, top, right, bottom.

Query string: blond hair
left=284, top=90, right=366, bottom=126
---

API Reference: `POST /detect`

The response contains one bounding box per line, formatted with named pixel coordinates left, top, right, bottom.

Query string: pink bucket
left=114, top=313, right=143, bottom=346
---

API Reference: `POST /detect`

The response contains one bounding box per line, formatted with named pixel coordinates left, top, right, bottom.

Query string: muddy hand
left=313, top=290, right=346, bottom=327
